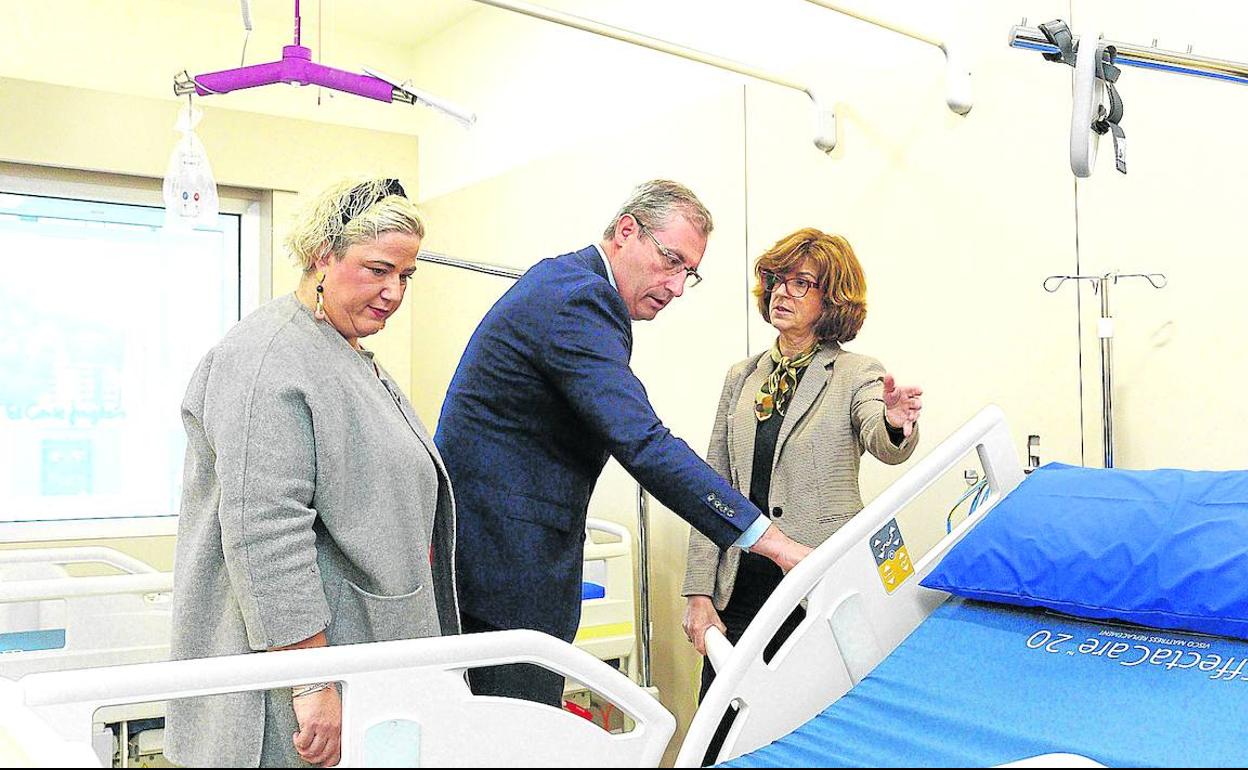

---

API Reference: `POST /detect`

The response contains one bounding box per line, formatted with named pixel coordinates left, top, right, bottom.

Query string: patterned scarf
left=755, top=341, right=820, bottom=421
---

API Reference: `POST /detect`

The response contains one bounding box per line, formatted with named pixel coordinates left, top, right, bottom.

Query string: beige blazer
left=682, top=344, right=918, bottom=609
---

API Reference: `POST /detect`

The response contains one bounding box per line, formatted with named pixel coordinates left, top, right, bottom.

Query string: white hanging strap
left=1038, top=19, right=1128, bottom=177
left=1091, top=46, right=1127, bottom=173
left=1038, top=20, right=1077, bottom=66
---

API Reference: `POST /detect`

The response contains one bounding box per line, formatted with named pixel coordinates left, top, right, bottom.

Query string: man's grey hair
left=601, top=179, right=714, bottom=240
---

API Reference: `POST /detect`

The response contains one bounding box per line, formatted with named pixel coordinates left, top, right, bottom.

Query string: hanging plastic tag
left=163, top=105, right=219, bottom=230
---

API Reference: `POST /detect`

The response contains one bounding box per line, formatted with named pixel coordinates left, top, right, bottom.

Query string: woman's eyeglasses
left=761, top=270, right=821, bottom=299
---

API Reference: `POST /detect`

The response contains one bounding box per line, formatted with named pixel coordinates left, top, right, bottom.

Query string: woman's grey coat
left=166, top=293, right=459, bottom=767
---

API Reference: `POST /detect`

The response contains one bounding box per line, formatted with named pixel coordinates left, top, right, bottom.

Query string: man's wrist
left=736, top=515, right=773, bottom=551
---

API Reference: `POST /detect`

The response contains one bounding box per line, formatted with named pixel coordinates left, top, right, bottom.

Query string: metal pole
left=1010, top=25, right=1248, bottom=85
left=636, top=484, right=653, bottom=689
left=804, top=0, right=943, bottom=49
left=417, top=250, right=524, bottom=280
left=466, top=0, right=812, bottom=97
left=1044, top=272, right=1166, bottom=469
left=1098, top=276, right=1114, bottom=468
left=462, top=0, right=837, bottom=151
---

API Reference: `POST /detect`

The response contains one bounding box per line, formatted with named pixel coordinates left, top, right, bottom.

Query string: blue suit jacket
left=435, top=246, right=763, bottom=641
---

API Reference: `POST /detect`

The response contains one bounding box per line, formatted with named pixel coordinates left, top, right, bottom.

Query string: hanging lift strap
left=1039, top=19, right=1127, bottom=173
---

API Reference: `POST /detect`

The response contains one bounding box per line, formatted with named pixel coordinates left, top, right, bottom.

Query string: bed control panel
left=870, top=518, right=914, bottom=594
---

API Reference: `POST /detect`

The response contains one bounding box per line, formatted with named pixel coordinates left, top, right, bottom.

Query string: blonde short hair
left=753, top=228, right=867, bottom=344
left=286, top=178, right=425, bottom=273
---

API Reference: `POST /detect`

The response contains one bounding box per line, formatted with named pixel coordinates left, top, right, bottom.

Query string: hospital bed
left=0, top=525, right=640, bottom=765
left=577, top=518, right=637, bottom=670
left=567, top=518, right=643, bottom=728
left=677, top=405, right=1248, bottom=767
left=0, top=547, right=173, bottom=674
left=0, top=547, right=174, bottom=764
left=17, top=405, right=1238, bottom=767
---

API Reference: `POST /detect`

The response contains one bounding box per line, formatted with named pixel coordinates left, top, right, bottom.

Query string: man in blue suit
left=435, top=180, right=811, bottom=705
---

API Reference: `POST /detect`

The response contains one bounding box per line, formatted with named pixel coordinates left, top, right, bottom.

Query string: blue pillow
left=581, top=581, right=606, bottom=600
left=921, top=462, right=1248, bottom=640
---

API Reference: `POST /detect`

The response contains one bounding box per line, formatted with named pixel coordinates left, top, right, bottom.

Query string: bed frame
left=677, top=405, right=1025, bottom=767
left=10, top=624, right=673, bottom=767
left=0, top=547, right=173, bottom=677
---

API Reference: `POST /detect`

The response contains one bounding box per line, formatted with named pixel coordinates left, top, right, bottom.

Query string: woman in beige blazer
left=682, top=228, right=922, bottom=764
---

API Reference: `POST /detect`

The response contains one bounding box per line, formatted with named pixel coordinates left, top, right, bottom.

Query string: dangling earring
left=314, top=272, right=327, bottom=320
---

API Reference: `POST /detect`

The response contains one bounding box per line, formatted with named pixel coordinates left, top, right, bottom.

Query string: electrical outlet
left=1026, top=434, right=1041, bottom=473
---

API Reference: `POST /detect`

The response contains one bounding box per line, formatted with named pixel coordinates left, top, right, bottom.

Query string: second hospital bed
left=0, top=523, right=651, bottom=767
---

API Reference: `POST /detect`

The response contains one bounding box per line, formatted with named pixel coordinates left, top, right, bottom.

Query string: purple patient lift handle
left=176, top=0, right=396, bottom=103
left=190, top=44, right=395, bottom=102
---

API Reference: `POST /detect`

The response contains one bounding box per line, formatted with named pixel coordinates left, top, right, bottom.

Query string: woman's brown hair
left=753, top=228, right=867, bottom=343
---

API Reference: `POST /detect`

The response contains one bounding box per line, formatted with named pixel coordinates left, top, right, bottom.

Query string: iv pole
left=1043, top=271, right=1167, bottom=467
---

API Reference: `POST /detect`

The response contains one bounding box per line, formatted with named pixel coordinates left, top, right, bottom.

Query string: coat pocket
left=333, top=579, right=437, bottom=644
left=503, top=492, right=577, bottom=534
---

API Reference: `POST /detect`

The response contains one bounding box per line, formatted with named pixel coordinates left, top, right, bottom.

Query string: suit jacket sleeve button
left=772, top=506, right=783, bottom=518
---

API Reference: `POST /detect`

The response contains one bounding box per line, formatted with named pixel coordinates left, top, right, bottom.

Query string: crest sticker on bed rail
left=871, top=518, right=913, bottom=593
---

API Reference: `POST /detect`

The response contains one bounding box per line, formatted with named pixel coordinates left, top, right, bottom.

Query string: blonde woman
left=167, top=179, right=459, bottom=768
left=682, top=228, right=922, bottom=764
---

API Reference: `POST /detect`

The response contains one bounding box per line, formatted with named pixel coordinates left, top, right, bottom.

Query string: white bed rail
left=0, top=547, right=173, bottom=603
left=17, top=629, right=675, bottom=767
left=678, top=405, right=1024, bottom=767
left=0, top=547, right=173, bottom=678
left=0, top=547, right=158, bottom=575
left=585, top=517, right=631, bottom=559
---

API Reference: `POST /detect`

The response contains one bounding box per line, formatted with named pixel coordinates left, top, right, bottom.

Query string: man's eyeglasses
left=761, top=270, right=822, bottom=299
left=637, top=222, right=703, bottom=288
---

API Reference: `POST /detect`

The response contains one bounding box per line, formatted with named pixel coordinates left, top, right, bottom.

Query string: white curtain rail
left=464, top=0, right=838, bottom=151
left=417, top=250, right=524, bottom=279
left=802, top=0, right=973, bottom=115
left=806, top=0, right=943, bottom=48
left=1010, top=25, right=1248, bottom=86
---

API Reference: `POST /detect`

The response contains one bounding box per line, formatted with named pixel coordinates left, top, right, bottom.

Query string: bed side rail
left=0, top=547, right=173, bottom=603
left=677, top=405, right=1025, bottom=767
left=17, top=628, right=674, bottom=768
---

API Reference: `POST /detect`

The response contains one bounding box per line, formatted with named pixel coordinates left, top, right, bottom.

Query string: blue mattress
left=722, top=599, right=1248, bottom=767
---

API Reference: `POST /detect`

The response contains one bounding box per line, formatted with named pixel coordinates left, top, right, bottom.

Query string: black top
left=749, top=365, right=809, bottom=519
